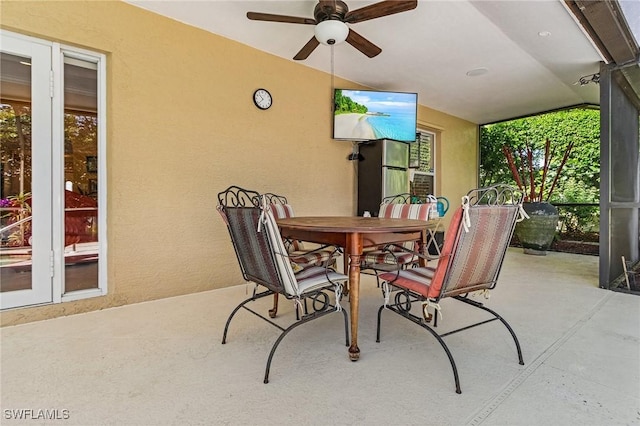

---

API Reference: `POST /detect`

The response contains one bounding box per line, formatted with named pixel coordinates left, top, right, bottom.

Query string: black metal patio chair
left=360, top=193, right=439, bottom=286
left=375, top=184, right=526, bottom=393
left=263, top=192, right=342, bottom=317
left=217, top=186, right=349, bottom=383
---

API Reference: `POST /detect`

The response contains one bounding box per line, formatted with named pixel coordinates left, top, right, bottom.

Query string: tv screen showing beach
left=333, top=89, right=417, bottom=142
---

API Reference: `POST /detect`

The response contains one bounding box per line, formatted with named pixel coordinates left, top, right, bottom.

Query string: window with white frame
left=409, top=130, right=436, bottom=200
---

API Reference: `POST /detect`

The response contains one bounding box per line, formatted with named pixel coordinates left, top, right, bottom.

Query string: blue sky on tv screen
left=339, top=90, right=417, bottom=141
left=342, top=90, right=417, bottom=115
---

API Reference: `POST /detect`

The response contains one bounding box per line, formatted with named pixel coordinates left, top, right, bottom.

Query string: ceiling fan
left=247, top=1, right=418, bottom=60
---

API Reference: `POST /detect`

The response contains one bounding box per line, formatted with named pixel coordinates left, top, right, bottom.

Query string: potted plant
left=502, top=138, right=574, bottom=255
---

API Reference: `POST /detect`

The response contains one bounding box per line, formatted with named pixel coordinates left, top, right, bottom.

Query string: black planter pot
left=515, top=202, right=559, bottom=255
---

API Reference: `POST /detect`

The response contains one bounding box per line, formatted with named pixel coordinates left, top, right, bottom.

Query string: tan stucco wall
left=0, top=0, right=477, bottom=326
left=417, top=108, right=480, bottom=215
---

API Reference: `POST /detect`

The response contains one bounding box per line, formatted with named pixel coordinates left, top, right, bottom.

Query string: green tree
left=1, top=103, right=97, bottom=199
left=1, top=103, right=32, bottom=197
left=334, top=89, right=368, bottom=114
left=480, top=108, right=600, bottom=203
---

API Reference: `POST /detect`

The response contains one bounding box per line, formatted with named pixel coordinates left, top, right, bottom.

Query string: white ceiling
left=126, top=0, right=604, bottom=124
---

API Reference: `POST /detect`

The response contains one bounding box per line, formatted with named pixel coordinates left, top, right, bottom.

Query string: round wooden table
left=277, top=216, right=433, bottom=361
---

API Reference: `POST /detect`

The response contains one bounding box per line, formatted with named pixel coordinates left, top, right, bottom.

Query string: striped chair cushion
left=223, top=207, right=285, bottom=294
left=438, top=205, right=518, bottom=297
left=269, top=202, right=338, bottom=267
left=380, top=203, right=519, bottom=300
left=269, top=203, right=295, bottom=219
left=378, top=202, right=435, bottom=220
left=378, top=206, right=463, bottom=298
left=269, top=203, right=304, bottom=251
left=290, top=249, right=336, bottom=267
left=361, top=248, right=417, bottom=266
left=262, top=205, right=347, bottom=296
left=261, top=206, right=299, bottom=296
left=380, top=267, right=437, bottom=297
left=366, top=202, right=436, bottom=265
left=295, top=266, right=347, bottom=295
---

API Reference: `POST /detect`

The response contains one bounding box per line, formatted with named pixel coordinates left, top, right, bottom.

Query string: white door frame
left=1, top=32, right=53, bottom=309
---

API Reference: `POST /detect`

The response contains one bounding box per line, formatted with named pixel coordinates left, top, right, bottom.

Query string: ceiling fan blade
left=344, top=1, right=417, bottom=24
left=346, top=29, right=382, bottom=58
left=293, top=37, right=320, bottom=60
left=246, top=11, right=316, bottom=25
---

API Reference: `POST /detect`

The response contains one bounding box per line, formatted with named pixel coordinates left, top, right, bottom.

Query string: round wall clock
left=253, top=88, right=272, bottom=110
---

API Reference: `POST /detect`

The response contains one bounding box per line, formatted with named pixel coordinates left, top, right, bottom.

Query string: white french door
left=0, top=33, right=53, bottom=309
left=2, top=30, right=107, bottom=310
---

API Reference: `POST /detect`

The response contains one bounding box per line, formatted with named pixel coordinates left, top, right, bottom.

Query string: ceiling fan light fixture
left=314, top=20, right=349, bottom=46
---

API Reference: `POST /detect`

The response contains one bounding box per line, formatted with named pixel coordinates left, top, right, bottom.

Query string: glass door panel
left=0, top=97, right=32, bottom=292
left=63, top=56, right=99, bottom=292
left=1, top=35, right=53, bottom=309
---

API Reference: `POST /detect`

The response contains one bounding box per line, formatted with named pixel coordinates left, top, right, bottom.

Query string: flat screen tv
left=333, top=89, right=418, bottom=142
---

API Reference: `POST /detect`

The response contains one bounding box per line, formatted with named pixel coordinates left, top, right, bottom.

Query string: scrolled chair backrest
left=217, top=185, right=261, bottom=209
left=425, top=184, right=525, bottom=300
left=466, top=184, right=522, bottom=207
left=381, top=193, right=412, bottom=204
left=217, top=186, right=297, bottom=296
left=262, top=192, right=288, bottom=206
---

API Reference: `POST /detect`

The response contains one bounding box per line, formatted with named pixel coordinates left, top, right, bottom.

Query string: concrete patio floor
left=1, top=248, right=639, bottom=425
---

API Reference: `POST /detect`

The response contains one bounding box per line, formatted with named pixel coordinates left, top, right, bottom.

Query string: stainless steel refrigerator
left=357, top=139, right=410, bottom=216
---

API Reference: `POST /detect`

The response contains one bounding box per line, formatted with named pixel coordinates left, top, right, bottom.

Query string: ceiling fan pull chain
left=331, top=44, right=335, bottom=92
